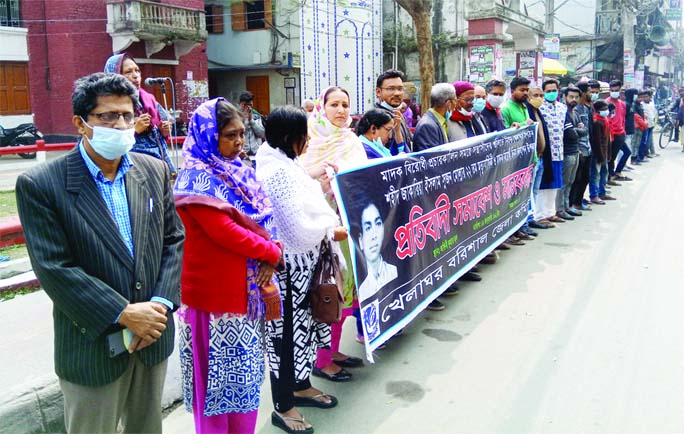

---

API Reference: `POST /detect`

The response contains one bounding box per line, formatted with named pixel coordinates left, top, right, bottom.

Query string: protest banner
left=332, top=125, right=537, bottom=361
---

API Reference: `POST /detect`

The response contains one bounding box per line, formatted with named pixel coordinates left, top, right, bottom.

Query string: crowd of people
left=14, top=57, right=673, bottom=434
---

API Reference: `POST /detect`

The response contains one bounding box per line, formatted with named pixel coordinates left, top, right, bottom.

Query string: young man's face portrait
left=359, top=204, right=384, bottom=263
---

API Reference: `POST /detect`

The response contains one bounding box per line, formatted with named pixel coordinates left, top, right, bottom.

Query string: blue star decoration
left=344, top=52, right=350, bottom=58
left=343, top=9, right=350, bottom=16
left=307, top=44, right=312, bottom=51
left=323, top=72, right=327, bottom=78
left=344, top=75, right=351, bottom=81
left=367, top=32, right=371, bottom=37
left=321, top=23, right=325, bottom=28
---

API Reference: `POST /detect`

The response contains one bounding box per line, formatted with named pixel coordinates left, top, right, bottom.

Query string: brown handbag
left=308, top=239, right=344, bottom=324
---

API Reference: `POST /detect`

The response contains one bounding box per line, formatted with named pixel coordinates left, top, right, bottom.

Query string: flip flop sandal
left=293, top=393, right=338, bottom=409
left=271, top=411, right=314, bottom=434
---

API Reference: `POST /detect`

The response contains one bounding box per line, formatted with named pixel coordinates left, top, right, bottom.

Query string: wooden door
left=142, top=65, right=175, bottom=111
left=246, top=75, right=270, bottom=115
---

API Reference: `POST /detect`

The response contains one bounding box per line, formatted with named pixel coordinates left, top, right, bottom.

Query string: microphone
left=144, top=77, right=168, bottom=86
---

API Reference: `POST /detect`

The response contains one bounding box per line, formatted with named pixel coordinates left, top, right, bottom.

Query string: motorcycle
left=0, top=123, right=43, bottom=159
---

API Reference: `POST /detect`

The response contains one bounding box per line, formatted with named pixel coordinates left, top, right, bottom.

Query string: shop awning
left=543, top=58, right=568, bottom=75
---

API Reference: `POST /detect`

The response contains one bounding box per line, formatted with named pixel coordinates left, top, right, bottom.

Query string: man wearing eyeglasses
left=375, top=69, right=413, bottom=152
left=15, top=73, right=185, bottom=433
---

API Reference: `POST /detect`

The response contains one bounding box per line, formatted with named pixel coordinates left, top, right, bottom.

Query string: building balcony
left=106, top=0, right=208, bottom=57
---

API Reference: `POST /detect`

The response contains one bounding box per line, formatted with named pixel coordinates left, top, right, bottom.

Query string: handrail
left=0, top=138, right=187, bottom=156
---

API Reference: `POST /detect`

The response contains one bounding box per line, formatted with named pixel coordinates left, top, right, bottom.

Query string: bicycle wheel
left=659, top=124, right=674, bottom=149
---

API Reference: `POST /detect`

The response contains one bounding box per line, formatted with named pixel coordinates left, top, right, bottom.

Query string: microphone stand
left=158, top=78, right=179, bottom=173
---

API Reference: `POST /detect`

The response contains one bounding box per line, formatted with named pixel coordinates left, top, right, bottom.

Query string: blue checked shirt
left=79, top=144, right=173, bottom=313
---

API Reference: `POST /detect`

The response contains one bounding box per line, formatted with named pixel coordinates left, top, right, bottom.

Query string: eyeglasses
left=459, top=97, right=474, bottom=103
left=89, top=112, right=135, bottom=125
left=380, top=125, right=393, bottom=133
left=382, top=86, right=404, bottom=93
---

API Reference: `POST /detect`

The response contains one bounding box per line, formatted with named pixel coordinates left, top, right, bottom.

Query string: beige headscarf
left=299, top=87, right=367, bottom=172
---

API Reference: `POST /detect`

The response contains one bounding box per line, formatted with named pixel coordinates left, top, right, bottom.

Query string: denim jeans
left=529, top=158, right=544, bottom=221
left=556, top=152, right=579, bottom=211
left=615, top=141, right=632, bottom=173
left=638, top=128, right=652, bottom=160
left=589, top=155, right=608, bottom=198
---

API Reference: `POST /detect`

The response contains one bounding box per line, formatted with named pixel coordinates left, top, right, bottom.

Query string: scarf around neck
left=173, top=97, right=281, bottom=321
left=299, top=88, right=367, bottom=173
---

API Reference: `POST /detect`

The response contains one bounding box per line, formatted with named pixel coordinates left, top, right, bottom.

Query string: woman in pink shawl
left=300, top=87, right=368, bottom=382
left=104, top=53, right=175, bottom=172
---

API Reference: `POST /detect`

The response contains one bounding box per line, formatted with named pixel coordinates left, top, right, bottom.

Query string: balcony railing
left=106, top=0, right=207, bottom=43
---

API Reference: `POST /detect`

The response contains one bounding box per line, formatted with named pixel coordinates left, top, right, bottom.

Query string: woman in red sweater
left=173, top=98, right=283, bottom=434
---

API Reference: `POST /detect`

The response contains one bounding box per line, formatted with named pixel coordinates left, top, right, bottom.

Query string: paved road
left=163, top=144, right=684, bottom=434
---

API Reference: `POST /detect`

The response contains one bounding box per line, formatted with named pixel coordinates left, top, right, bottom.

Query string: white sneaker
left=669, top=141, right=679, bottom=146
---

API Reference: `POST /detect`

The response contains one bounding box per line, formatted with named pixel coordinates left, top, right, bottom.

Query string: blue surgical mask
left=472, top=97, right=486, bottom=113
left=81, top=118, right=135, bottom=160
left=591, top=93, right=599, bottom=102
left=380, top=101, right=398, bottom=111
left=599, top=109, right=609, bottom=117
left=544, top=91, right=558, bottom=102
left=445, top=110, right=452, bottom=119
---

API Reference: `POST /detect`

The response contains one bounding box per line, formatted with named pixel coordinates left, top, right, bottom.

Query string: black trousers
left=608, top=134, right=624, bottom=177
left=570, top=154, right=591, bottom=207
left=270, top=272, right=312, bottom=413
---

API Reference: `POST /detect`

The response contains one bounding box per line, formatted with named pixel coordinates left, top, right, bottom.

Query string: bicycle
left=658, top=109, right=677, bottom=149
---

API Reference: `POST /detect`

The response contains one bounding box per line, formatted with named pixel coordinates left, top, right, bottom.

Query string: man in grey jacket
left=413, top=83, right=455, bottom=152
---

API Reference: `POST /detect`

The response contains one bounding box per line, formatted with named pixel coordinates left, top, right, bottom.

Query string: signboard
left=518, top=51, right=536, bottom=82
left=469, top=45, right=496, bottom=84
left=666, top=8, right=682, bottom=20
left=333, top=127, right=537, bottom=359
left=543, top=34, right=561, bottom=60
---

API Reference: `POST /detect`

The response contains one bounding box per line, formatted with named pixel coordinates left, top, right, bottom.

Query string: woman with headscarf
left=104, top=53, right=175, bottom=173
left=173, top=98, right=283, bottom=434
left=256, top=105, right=348, bottom=434
left=299, top=87, right=368, bottom=382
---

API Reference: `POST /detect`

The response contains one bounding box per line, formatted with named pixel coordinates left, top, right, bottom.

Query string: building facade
left=206, top=0, right=382, bottom=115
left=14, top=0, right=207, bottom=138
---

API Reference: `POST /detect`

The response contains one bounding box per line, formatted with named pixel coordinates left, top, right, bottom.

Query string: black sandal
left=271, top=411, right=314, bottom=434
left=294, top=393, right=338, bottom=408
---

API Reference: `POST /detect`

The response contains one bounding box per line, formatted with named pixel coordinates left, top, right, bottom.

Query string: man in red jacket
left=606, top=79, right=626, bottom=184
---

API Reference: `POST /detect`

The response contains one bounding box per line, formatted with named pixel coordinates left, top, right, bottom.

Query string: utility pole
left=394, top=0, right=399, bottom=70
left=545, top=0, right=555, bottom=33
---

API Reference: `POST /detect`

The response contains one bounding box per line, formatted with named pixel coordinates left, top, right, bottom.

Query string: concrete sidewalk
left=0, top=291, right=183, bottom=434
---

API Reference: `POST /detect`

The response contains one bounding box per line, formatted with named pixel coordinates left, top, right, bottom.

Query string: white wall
left=205, top=0, right=300, bottom=68
left=300, top=0, right=383, bottom=114
left=0, top=26, right=28, bottom=61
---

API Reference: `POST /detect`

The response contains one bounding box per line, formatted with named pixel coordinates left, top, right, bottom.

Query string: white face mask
left=610, top=91, right=620, bottom=99
left=458, top=107, right=472, bottom=116
left=81, top=118, right=135, bottom=160
left=487, top=94, right=505, bottom=108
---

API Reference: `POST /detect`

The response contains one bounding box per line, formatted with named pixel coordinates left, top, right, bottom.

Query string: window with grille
left=0, top=0, right=20, bottom=28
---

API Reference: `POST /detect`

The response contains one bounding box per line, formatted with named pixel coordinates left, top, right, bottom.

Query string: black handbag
left=308, top=239, right=344, bottom=324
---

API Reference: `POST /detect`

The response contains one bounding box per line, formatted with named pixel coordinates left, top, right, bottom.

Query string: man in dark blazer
left=413, top=83, right=456, bottom=151
left=16, top=73, right=184, bottom=433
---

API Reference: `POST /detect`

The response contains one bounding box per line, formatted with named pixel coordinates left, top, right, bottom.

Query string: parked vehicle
left=657, top=107, right=677, bottom=149
left=0, top=123, right=43, bottom=159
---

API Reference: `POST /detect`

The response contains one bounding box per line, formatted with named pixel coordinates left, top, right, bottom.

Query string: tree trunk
left=395, top=0, right=435, bottom=111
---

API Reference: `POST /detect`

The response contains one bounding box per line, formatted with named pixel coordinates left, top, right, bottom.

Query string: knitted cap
left=453, top=81, right=475, bottom=97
